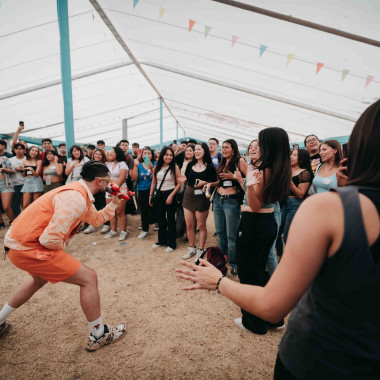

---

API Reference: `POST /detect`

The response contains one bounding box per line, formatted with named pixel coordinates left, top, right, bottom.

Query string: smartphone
left=143, top=155, right=150, bottom=166
left=19, top=121, right=24, bottom=126
left=342, top=143, right=348, bottom=167
left=292, top=144, right=299, bottom=150
left=173, top=139, right=177, bottom=144
left=195, top=179, right=200, bottom=186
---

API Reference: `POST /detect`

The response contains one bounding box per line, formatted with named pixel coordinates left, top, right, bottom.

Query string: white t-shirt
left=67, top=157, right=90, bottom=179
left=107, top=161, right=128, bottom=181
left=9, top=156, right=26, bottom=186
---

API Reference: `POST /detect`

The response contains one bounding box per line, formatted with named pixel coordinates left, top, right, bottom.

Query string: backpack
left=195, top=246, right=228, bottom=276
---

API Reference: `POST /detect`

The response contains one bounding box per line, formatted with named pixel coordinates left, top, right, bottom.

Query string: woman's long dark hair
left=347, top=99, right=380, bottom=186
left=216, top=139, right=241, bottom=175
left=256, top=127, right=291, bottom=203
left=154, top=146, right=176, bottom=180
left=112, top=147, right=127, bottom=163
left=296, top=149, right=314, bottom=180
left=70, top=145, right=84, bottom=161
left=43, top=149, right=59, bottom=167
left=191, top=143, right=213, bottom=166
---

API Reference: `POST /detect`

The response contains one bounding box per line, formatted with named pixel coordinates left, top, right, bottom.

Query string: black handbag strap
left=156, top=168, right=170, bottom=191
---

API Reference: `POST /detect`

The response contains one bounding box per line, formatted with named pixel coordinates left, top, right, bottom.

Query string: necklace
left=195, top=163, right=205, bottom=168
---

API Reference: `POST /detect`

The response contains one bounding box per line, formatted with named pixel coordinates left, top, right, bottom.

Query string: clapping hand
left=246, top=170, right=261, bottom=187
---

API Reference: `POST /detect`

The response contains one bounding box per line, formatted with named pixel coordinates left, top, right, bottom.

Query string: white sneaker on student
left=194, top=248, right=204, bottom=263
left=165, top=246, right=174, bottom=253
left=84, top=225, right=96, bottom=234
left=137, top=231, right=149, bottom=239
left=100, top=225, right=111, bottom=234
left=234, top=318, right=249, bottom=332
left=104, top=230, right=117, bottom=239
left=118, top=231, right=128, bottom=241
left=182, top=246, right=197, bottom=259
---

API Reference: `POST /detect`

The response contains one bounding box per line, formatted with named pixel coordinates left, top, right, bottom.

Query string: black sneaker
left=0, top=222, right=5, bottom=230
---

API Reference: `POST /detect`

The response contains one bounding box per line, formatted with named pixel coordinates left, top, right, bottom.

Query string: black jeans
left=236, top=212, right=277, bottom=334
left=139, top=189, right=155, bottom=232
left=274, top=354, right=298, bottom=380
left=155, top=189, right=177, bottom=249
left=11, top=184, right=23, bottom=218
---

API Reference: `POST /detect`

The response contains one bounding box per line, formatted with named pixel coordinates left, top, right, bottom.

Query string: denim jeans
left=281, top=197, right=303, bottom=244
left=213, top=193, right=241, bottom=270
left=266, top=202, right=280, bottom=276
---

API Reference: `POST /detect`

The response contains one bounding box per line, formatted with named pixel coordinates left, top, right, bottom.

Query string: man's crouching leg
left=0, top=276, right=48, bottom=337
left=64, top=264, right=126, bottom=351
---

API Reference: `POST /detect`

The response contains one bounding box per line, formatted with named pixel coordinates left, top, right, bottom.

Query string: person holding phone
left=131, top=147, right=157, bottom=239
left=178, top=143, right=217, bottom=261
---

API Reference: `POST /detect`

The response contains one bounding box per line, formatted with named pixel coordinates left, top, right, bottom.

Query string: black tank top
left=279, top=185, right=380, bottom=379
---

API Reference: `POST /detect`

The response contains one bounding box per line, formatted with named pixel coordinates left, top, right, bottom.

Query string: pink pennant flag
left=365, top=75, right=374, bottom=88
left=189, top=19, right=196, bottom=32
left=231, top=35, right=238, bottom=47
left=316, top=62, right=324, bottom=74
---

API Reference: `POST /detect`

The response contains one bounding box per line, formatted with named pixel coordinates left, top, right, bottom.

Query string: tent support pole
left=57, top=0, right=75, bottom=155
left=160, top=98, right=163, bottom=150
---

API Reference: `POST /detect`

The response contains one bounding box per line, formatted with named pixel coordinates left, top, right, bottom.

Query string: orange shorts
left=7, top=247, right=82, bottom=284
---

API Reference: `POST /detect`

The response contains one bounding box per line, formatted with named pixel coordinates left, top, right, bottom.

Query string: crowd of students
left=1, top=98, right=379, bottom=377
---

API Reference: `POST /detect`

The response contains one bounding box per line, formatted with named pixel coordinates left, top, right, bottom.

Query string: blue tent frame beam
left=57, top=0, right=75, bottom=154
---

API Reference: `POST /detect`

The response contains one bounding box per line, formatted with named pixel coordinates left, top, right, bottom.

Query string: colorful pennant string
left=316, top=62, right=324, bottom=74
left=205, top=25, right=212, bottom=38
left=189, top=19, right=196, bottom=32
left=133, top=0, right=139, bottom=9
left=287, top=53, right=294, bottom=66
left=341, top=69, right=349, bottom=81
left=159, top=7, right=165, bottom=19
left=259, top=45, right=267, bottom=58
left=231, top=35, right=238, bottom=48
left=365, top=75, right=374, bottom=88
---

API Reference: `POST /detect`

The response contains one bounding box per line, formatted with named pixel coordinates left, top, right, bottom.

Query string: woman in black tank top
left=176, top=100, right=380, bottom=379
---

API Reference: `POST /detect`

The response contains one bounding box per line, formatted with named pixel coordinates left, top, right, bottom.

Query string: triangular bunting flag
left=189, top=19, right=196, bottom=32
left=316, top=62, right=324, bottom=74
left=287, top=53, right=294, bottom=66
left=159, top=7, right=165, bottom=19
left=231, top=35, right=238, bottom=47
left=365, top=75, right=374, bottom=88
left=133, top=0, right=139, bottom=9
left=92, top=13, right=94, bottom=21
left=341, top=69, right=349, bottom=81
left=259, top=45, right=267, bottom=58
left=205, top=25, right=212, bottom=38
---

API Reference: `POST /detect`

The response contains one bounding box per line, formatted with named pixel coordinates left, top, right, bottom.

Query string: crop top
left=44, top=166, right=59, bottom=176
left=289, top=170, right=312, bottom=196
left=185, top=163, right=217, bottom=187
left=107, top=161, right=128, bottom=182
left=25, top=165, right=37, bottom=176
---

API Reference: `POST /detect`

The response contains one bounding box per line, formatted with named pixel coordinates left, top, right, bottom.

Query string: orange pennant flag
left=159, top=7, right=165, bottom=19
left=365, top=75, right=374, bottom=88
left=316, top=62, right=324, bottom=74
left=189, top=19, right=196, bottom=32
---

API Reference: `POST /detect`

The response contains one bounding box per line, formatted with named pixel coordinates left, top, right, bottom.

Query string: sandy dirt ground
left=0, top=212, right=285, bottom=380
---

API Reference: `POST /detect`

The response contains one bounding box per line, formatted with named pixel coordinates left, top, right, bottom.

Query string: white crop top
left=107, top=161, right=128, bottom=181
left=156, top=167, right=176, bottom=191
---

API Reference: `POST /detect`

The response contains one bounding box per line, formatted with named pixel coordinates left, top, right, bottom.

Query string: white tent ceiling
left=0, top=0, right=379, bottom=149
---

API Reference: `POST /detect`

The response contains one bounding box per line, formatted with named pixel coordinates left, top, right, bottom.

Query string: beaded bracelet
left=216, top=276, right=225, bottom=293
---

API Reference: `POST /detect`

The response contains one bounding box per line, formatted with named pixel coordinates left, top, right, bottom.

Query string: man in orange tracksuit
left=0, top=161, right=126, bottom=351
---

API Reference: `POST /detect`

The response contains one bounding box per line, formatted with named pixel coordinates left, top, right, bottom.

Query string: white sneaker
left=118, top=231, right=128, bottom=241
left=152, top=242, right=162, bottom=248
left=101, top=225, right=111, bottom=234
left=234, top=318, right=249, bottom=332
left=138, top=226, right=142, bottom=230
left=182, top=246, right=197, bottom=259
left=165, top=246, right=174, bottom=253
left=104, top=230, right=117, bottom=239
left=194, top=248, right=204, bottom=263
left=138, top=231, right=149, bottom=239
left=153, top=223, right=159, bottom=231
left=84, top=225, right=96, bottom=234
